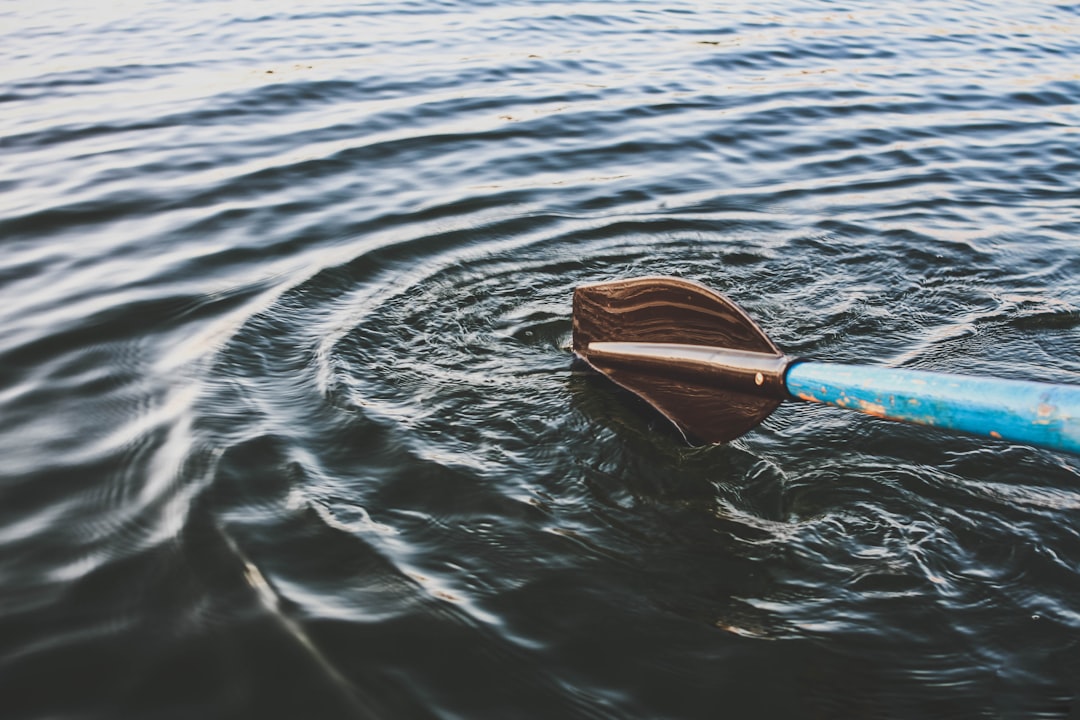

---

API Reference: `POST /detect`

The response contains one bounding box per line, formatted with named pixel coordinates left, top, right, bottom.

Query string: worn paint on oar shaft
left=786, top=362, right=1080, bottom=455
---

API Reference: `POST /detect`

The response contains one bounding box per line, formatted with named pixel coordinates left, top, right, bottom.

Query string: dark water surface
left=3, top=1, right=1080, bottom=717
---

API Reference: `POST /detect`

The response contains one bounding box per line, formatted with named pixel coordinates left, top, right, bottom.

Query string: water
left=2, top=1, right=1080, bottom=717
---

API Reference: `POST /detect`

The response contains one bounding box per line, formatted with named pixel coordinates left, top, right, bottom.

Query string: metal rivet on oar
left=572, top=276, right=1080, bottom=455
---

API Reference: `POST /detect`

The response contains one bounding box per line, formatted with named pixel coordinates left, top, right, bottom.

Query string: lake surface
left=3, top=1, right=1080, bottom=717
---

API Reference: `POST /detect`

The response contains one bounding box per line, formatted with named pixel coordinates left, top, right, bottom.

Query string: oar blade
left=572, top=277, right=785, bottom=444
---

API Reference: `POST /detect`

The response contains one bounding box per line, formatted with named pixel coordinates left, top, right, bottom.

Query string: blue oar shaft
left=785, top=362, right=1080, bottom=455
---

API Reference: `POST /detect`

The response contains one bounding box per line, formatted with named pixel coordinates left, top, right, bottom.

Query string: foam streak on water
left=2, top=1, right=1079, bottom=718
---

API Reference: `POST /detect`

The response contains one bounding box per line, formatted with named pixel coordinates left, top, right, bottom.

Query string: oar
left=572, top=276, right=1080, bottom=455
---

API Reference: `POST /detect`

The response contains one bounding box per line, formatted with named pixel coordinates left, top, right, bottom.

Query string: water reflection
left=2, top=0, right=1079, bottom=717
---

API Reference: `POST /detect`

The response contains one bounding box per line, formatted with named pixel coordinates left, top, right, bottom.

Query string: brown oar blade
left=572, top=277, right=787, bottom=444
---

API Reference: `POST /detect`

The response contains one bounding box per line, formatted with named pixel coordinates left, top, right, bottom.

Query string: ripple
left=3, top=0, right=1080, bottom=716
